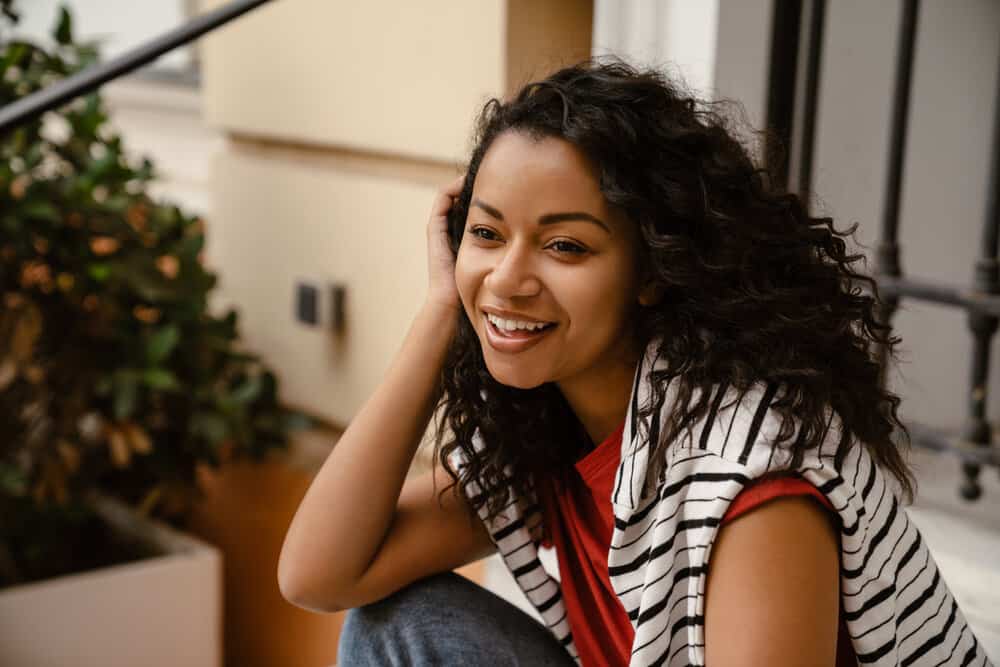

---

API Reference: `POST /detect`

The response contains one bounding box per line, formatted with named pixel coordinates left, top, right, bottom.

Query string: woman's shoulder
left=663, top=379, right=845, bottom=475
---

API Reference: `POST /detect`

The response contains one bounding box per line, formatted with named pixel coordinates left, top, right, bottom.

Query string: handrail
left=0, top=0, right=276, bottom=134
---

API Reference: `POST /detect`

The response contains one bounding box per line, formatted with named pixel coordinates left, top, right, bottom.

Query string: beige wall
left=199, top=0, right=504, bottom=162
left=198, top=0, right=592, bottom=427
left=206, top=141, right=452, bottom=424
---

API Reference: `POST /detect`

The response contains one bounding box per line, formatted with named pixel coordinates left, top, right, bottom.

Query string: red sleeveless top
left=536, top=418, right=857, bottom=667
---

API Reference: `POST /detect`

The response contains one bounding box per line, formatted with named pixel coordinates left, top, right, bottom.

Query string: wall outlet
left=295, top=282, right=319, bottom=325
left=294, top=280, right=346, bottom=331
left=330, top=284, right=346, bottom=332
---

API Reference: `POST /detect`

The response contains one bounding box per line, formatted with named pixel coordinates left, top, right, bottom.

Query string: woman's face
left=455, top=130, right=647, bottom=390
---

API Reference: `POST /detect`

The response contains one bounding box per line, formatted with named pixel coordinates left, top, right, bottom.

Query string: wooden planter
left=185, top=447, right=488, bottom=667
left=185, top=456, right=346, bottom=667
left=0, top=494, right=223, bottom=667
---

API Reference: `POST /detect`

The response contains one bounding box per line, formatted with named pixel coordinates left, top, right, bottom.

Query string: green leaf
left=112, top=372, right=139, bottom=420
left=74, top=41, right=102, bottom=69
left=132, top=157, right=155, bottom=182
left=229, top=374, right=262, bottom=406
left=256, top=370, right=278, bottom=403
left=1, top=42, right=29, bottom=74
left=86, top=149, right=117, bottom=181
left=21, top=201, right=60, bottom=223
left=146, top=324, right=180, bottom=365
left=115, top=258, right=182, bottom=302
left=54, top=6, right=72, bottom=46
left=103, top=193, right=130, bottom=213
left=142, top=368, right=180, bottom=391
left=87, top=263, right=111, bottom=282
left=189, top=411, right=229, bottom=444
left=0, top=462, right=28, bottom=496
left=175, top=234, right=204, bottom=262
left=22, top=142, right=45, bottom=169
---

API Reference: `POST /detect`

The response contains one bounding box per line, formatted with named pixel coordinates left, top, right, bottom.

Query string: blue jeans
left=337, top=570, right=577, bottom=666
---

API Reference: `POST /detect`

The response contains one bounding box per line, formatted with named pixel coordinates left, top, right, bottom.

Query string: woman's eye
left=549, top=240, right=587, bottom=255
left=469, top=227, right=499, bottom=241
left=467, top=227, right=587, bottom=256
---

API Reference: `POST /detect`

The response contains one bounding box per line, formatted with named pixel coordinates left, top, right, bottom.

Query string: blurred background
left=1, top=1, right=997, bottom=665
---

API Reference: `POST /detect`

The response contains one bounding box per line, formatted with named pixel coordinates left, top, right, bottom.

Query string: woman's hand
left=424, top=173, right=466, bottom=313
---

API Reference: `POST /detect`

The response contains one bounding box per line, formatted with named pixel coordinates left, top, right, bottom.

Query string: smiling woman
left=454, top=131, right=654, bottom=420
left=280, top=57, right=991, bottom=667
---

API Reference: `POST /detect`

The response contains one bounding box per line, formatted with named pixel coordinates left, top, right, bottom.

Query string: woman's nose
left=484, top=243, right=541, bottom=298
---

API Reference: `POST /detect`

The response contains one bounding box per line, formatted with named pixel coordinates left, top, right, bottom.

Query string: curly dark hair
left=432, top=57, right=915, bottom=527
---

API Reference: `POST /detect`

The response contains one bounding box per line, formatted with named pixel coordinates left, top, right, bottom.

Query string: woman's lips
left=483, top=313, right=557, bottom=353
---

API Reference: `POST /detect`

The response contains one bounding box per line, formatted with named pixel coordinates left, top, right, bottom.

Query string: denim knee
left=336, top=571, right=576, bottom=666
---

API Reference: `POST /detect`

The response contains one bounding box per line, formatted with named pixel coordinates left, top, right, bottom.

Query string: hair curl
left=433, top=57, right=915, bottom=527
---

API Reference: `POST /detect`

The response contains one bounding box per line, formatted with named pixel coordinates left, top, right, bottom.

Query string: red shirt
left=537, top=418, right=857, bottom=667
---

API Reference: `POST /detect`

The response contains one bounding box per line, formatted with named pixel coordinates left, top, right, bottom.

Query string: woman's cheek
left=453, top=249, right=476, bottom=317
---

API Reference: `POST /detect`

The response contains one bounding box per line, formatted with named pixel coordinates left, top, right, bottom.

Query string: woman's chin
left=484, top=361, right=548, bottom=390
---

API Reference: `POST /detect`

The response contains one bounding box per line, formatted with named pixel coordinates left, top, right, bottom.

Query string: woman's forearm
left=277, top=300, right=458, bottom=605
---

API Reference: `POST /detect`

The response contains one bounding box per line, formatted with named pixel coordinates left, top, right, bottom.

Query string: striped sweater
left=447, top=337, right=993, bottom=666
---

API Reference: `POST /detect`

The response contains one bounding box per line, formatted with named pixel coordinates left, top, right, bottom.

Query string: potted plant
left=0, top=3, right=313, bottom=664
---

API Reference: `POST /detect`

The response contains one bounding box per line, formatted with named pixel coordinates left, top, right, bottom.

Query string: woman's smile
left=482, top=310, right=558, bottom=353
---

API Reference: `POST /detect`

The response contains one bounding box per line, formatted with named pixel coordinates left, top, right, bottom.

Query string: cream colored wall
left=206, top=140, right=454, bottom=424
left=198, top=0, right=503, bottom=162
left=198, top=0, right=592, bottom=428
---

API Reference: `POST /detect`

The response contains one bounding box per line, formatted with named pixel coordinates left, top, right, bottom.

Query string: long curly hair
left=433, top=57, right=915, bottom=526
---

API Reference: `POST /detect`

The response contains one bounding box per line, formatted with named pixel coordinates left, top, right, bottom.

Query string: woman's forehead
left=478, top=131, right=599, bottom=184
left=473, top=132, right=617, bottom=221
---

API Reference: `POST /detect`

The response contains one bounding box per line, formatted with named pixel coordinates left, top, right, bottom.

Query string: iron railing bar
left=794, top=0, right=825, bottom=208
left=877, top=0, right=919, bottom=252
left=764, top=0, right=803, bottom=191
left=873, top=276, right=1000, bottom=317
left=905, top=422, right=1000, bottom=468
left=874, top=0, right=920, bottom=390
left=979, top=54, right=1000, bottom=263
left=958, top=50, right=1000, bottom=498
left=0, top=0, right=275, bottom=134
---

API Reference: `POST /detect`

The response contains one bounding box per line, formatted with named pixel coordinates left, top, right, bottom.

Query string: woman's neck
left=557, top=340, right=643, bottom=446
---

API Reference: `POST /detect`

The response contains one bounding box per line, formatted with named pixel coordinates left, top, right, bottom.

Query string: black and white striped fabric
left=448, top=336, right=993, bottom=666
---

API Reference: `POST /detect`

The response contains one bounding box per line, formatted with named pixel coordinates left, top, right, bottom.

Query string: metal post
left=960, top=53, right=1000, bottom=500
left=764, top=0, right=803, bottom=191
left=874, top=0, right=919, bottom=391
left=792, top=0, right=825, bottom=208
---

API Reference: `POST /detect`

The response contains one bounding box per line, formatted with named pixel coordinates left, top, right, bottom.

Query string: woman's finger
left=430, top=174, right=467, bottom=219
left=443, top=173, right=465, bottom=198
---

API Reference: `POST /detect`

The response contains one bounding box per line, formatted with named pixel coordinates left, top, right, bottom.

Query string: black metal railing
left=0, top=0, right=274, bottom=134
left=765, top=0, right=1000, bottom=500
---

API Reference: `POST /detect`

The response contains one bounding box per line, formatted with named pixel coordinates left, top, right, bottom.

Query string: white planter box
left=0, top=494, right=223, bottom=667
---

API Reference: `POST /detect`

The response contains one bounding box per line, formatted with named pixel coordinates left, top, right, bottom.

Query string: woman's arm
left=704, top=495, right=841, bottom=666
left=277, top=175, right=474, bottom=612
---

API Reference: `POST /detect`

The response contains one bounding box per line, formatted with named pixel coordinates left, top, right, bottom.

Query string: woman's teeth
left=485, top=312, right=553, bottom=333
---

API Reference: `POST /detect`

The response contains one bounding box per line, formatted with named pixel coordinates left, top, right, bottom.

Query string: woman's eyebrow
left=471, top=197, right=611, bottom=234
